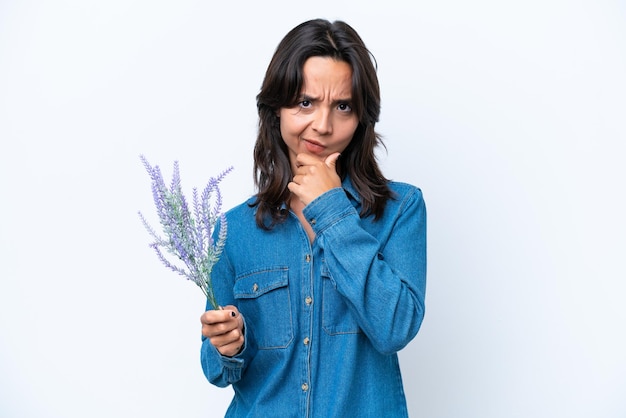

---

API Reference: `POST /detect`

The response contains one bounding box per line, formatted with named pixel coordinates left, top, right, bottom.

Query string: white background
left=1, top=1, right=625, bottom=417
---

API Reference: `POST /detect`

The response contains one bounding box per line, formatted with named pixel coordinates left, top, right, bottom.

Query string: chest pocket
left=321, top=260, right=362, bottom=335
left=234, top=267, right=293, bottom=349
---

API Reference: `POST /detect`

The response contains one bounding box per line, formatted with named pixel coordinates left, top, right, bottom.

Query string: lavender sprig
left=138, top=155, right=232, bottom=309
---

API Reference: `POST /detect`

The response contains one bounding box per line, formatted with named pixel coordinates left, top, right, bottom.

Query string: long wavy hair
left=252, top=19, right=392, bottom=229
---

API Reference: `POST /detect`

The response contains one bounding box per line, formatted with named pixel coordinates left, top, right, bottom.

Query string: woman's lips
left=303, top=139, right=325, bottom=154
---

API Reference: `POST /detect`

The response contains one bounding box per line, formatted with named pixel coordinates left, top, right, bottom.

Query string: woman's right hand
left=201, top=305, right=245, bottom=357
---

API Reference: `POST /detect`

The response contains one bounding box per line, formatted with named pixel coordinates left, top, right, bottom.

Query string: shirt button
left=302, top=383, right=309, bottom=391
left=252, top=283, right=259, bottom=292
left=303, top=337, right=310, bottom=345
left=305, top=254, right=311, bottom=262
left=305, top=296, right=312, bottom=305
left=310, top=218, right=316, bottom=225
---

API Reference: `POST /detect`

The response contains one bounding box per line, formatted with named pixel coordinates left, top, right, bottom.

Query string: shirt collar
left=341, top=175, right=361, bottom=207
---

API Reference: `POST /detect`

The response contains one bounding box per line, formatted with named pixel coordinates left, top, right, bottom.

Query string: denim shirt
left=201, top=177, right=427, bottom=418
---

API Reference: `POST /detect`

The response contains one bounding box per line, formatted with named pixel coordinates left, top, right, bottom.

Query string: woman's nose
left=312, top=109, right=332, bottom=135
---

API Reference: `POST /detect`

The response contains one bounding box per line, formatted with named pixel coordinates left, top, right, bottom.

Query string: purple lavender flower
left=138, top=155, right=232, bottom=309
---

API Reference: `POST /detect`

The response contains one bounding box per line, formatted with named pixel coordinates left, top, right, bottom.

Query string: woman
left=200, top=18, right=426, bottom=417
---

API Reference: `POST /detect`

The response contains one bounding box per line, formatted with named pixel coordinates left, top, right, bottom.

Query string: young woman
left=200, top=18, right=427, bottom=417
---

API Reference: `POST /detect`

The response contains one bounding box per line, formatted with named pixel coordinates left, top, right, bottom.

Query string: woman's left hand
left=288, top=152, right=341, bottom=205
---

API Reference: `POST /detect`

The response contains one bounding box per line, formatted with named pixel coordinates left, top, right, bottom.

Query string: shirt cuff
left=303, top=187, right=358, bottom=235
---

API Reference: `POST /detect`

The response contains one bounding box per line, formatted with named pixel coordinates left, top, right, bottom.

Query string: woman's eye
left=337, top=103, right=352, bottom=112
left=300, top=100, right=312, bottom=108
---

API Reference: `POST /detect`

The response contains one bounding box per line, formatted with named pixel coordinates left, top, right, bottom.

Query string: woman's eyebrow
left=298, top=94, right=353, bottom=103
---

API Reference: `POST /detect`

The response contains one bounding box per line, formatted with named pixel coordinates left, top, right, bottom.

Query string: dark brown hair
left=252, top=19, right=392, bottom=228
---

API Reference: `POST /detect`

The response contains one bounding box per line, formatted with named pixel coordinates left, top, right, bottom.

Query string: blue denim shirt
left=201, top=177, right=427, bottom=417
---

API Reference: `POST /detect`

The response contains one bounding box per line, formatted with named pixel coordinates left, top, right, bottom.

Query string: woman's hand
left=288, top=152, right=341, bottom=205
left=201, top=305, right=245, bottom=357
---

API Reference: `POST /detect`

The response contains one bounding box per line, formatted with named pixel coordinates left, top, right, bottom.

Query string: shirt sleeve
left=200, top=314, right=257, bottom=387
left=303, top=185, right=427, bottom=355
left=199, top=219, right=259, bottom=387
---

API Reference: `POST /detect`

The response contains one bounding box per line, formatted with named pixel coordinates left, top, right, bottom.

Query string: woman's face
left=279, top=56, right=359, bottom=172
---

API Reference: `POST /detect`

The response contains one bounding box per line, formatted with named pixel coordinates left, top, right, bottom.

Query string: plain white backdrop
left=1, top=1, right=625, bottom=417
